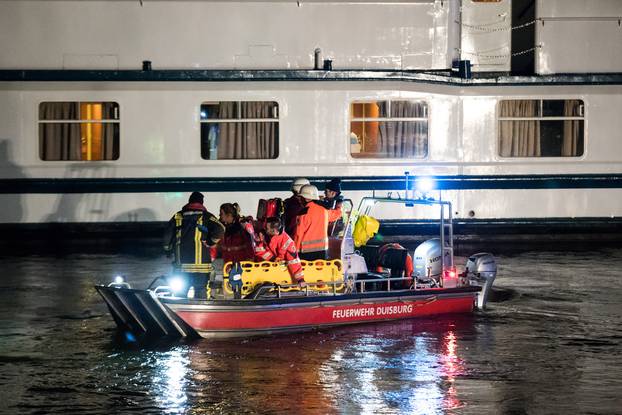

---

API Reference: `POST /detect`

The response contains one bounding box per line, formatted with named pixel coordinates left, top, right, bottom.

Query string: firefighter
left=283, top=177, right=310, bottom=237
left=264, top=217, right=306, bottom=288
left=163, top=191, right=224, bottom=299
left=294, top=184, right=342, bottom=261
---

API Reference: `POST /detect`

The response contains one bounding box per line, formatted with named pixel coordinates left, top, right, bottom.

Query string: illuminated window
left=38, top=102, right=119, bottom=161
left=350, top=100, right=428, bottom=159
left=498, top=99, right=584, bottom=157
left=200, top=101, right=279, bottom=160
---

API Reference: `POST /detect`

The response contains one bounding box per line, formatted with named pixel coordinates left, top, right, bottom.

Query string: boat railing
left=357, top=276, right=412, bottom=293
left=255, top=280, right=342, bottom=299
left=255, top=275, right=423, bottom=299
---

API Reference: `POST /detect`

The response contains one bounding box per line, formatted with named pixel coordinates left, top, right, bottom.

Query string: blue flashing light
left=114, top=275, right=125, bottom=284
left=416, top=177, right=436, bottom=193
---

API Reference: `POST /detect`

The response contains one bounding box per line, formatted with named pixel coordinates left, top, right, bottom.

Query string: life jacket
left=267, top=231, right=304, bottom=283
left=294, top=202, right=342, bottom=254
left=221, top=221, right=255, bottom=264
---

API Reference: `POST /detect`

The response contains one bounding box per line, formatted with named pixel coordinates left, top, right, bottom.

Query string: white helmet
left=299, top=184, right=319, bottom=201
left=291, top=178, right=310, bottom=194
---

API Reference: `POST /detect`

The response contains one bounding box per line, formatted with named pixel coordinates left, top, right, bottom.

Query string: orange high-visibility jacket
left=294, top=202, right=341, bottom=254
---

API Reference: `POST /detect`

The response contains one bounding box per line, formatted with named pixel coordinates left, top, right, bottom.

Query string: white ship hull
left=0, top=0, right=621, bottom=231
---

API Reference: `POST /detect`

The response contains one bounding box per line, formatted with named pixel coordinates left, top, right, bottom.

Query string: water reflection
left=316, top=319, right=473, bottom=414
left=346, top=339, right=385, bottom=415
left=156, top=348, right=189, bottom=413
left=2, top=249, right=622, bottom=414
left=440, top=331, right=462, bottom=412
left=177, top=336, right=340, bottom=414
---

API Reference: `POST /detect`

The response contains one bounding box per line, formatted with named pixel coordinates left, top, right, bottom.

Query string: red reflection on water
left=441, top=331, right=464, bottom=411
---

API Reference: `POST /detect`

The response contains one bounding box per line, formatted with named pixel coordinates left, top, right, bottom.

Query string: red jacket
left=294, top=201, right=341, bottom=254
left=266, top=231, right=304, bottom=283
left=221, top=221, right=255, bottom=264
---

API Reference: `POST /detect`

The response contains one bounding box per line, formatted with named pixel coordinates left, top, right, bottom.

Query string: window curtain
left=217, top=102, right=278, bottom=159
left=39, top=102, right=81, bottom=160
left=378, top=101, right=427, bottom=158
left=562, top=100, right=582, bottom=157
left=100, top=103, right=119, bottom=160
left=39, top=102, right=118, bottom=161
left=499, top=100, right=540, bottom=157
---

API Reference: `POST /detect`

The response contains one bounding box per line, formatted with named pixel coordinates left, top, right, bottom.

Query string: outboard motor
left=465, top=253, right=497, bottom=310
left=413, top=238, right=449, bottom=284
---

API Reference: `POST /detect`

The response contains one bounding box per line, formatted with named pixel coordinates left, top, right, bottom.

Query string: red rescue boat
left=97, top=284, right=482, bottom=339
left=96, top=185, right=497, bottom=340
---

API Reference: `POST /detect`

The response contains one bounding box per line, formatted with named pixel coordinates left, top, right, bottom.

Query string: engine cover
left=413, top=238, right=443, bottom=280
left=465, top=253, right=497, bottom=280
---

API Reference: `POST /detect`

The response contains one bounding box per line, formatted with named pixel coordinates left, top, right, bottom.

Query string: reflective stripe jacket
left=267, top=231, right=304, bottom=283
left=253, top=234, right=274, bottom=262
left=294, top=201, right=342, bottom=254
left=163, top=203, right=225, bottom=273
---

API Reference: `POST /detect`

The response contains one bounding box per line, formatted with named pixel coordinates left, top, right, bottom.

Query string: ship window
left=498, top=99, right=584, bottom=157
left=200, top=101, right=279, bottom=160
left=38, top=102, right=120, bottom=161
left=350, top=100, right=428, bottom=159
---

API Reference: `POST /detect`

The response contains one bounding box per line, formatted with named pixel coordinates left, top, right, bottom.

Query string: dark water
left=1, top=248, right=621, bottom=414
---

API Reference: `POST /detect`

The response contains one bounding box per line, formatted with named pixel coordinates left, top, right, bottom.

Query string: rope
left=458, top=45, right=541, bottom=60
left=460, top=19, right=537, bottom=33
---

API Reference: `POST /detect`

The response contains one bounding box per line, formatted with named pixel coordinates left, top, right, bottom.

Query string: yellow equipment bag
left=353, top=215, right=380, bottom=247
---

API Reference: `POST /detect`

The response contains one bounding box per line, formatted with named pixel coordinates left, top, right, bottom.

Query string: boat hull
left=163, top=288, right=479, bottom=338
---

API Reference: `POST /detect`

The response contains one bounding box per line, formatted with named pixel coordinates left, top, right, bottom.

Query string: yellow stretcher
left=223, top=259, right=344, bottom=296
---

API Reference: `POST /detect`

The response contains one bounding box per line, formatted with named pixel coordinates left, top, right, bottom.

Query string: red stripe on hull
left=174, top=296, right=474, bottom=333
